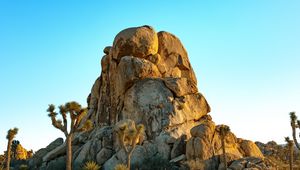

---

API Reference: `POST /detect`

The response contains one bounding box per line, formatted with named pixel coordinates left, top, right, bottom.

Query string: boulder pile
left=29, top=26, right=275, bottom=170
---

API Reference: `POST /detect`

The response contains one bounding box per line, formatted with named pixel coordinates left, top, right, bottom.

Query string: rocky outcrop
left=83, top=25, right=211, bottom=141
left=185, top=119, right=267, bottom=169
left=28, top=26, right=273, bottom=170
left=186, top=120, right=264, bottom=160
left=28, top=138, right=63, bottom=169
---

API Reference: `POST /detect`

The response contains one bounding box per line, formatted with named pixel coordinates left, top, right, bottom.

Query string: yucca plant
left=285, top=137, right=294, bottom=170
left=82, top=161, right=100, bottom=170
left=5, top=127, right=18, bottom=170
left=114, top=164, right=128, bottom=170
left=47, top=101, right=93, bottom=170
left=115, top=119, right=145, bottom=170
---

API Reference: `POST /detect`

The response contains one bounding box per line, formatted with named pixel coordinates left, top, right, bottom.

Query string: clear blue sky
left=0, top=1, right=300, bottom=153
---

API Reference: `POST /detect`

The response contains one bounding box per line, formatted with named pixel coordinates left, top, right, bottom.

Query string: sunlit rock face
left=87, top=25, right=210, bottom=140
left=28, top=26, right=272, bottom=170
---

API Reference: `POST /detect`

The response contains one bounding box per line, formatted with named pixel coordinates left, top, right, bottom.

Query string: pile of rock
left=28, top=26, right=275, bottom=170
left=28, top=138, right=64, bottom=169
left=185, top=118, right=265, bottom=169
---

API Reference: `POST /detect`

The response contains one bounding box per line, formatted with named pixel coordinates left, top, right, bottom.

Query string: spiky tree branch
left=47, top=101, right=93, bottom=170
left=285, top=137, right=294, bottom=170
left=115, top=120, right=145, bottom=170
left=5, top=127, right=18, bottom=170
left=289, top=112, right=300, bottom=150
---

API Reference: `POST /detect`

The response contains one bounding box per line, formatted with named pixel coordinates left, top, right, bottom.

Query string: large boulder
left=157, top=31, right=197, bottom=84
left=115, top=56, right=161, bottom=97
left=163, top=77, right=198, bottom=97
left=122, top=78, right=210, bottom=139
left=240, top=140, right=264, bottom=158
left=121, top=79, right=174, bottom=138
left=42, top=143, right=66, bottom=162
left=112, top=25, right=158, bottom=60
left=45, top=138, right=64, bottom=152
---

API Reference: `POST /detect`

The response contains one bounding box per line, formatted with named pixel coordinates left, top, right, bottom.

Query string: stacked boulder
left=185, top=117, right=266, bottom=169
left=29, top=26, right=274, bottom=170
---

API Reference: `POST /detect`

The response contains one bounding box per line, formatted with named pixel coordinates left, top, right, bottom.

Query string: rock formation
left=28, top=26, right=274, bottom=170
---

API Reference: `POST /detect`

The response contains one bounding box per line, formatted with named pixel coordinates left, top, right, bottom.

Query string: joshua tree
left=47, top=101, right=92, bottom=170
left=218, top=124, right=230, bottom=170
left=11, top=140, right=20, bottom=159
left=5, top=127, right=18, bottom=170
left=289, top=112, right=300, bottom=150
left=115, top=119, right=145, bottom=170
left=285, top=137, right=294, bottom=170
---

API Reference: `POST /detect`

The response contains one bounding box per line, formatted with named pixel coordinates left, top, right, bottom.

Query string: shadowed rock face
left=28, top=26, right=272, bottom=170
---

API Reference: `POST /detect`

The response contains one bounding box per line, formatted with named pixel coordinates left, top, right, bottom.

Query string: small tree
left=218, top=125, right=230, bottom=170
left=290, top=112, right=300, bottom=150
left=115, top=119, right=145, bottom=170
left=11, top=140, right=20, bottom=159
left=47, top=101, right=92, bottom=170
left=285, top=137, right=294, bottom=170
left=5, top=128, right=18, bottom=170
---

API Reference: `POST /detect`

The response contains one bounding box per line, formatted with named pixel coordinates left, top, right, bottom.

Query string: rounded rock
left=112, top=25, right=158, bottom=60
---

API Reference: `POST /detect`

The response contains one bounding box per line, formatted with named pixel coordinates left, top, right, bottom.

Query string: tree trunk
left=221, top=136, right=227, bottom=170
left=127, top=151, right=132, bottom=170
left=66, top=133, right=73, bottom=170
left=290, top=146, right=293, bottom=170
left=6, top=139, right=12, bottom=170
left=292, top=126, right=300, bottom=150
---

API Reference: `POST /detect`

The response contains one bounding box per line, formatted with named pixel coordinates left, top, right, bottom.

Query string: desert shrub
left=114, top=164, right=128, bottom=170
left=82, top=161, right=100, bottom=170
